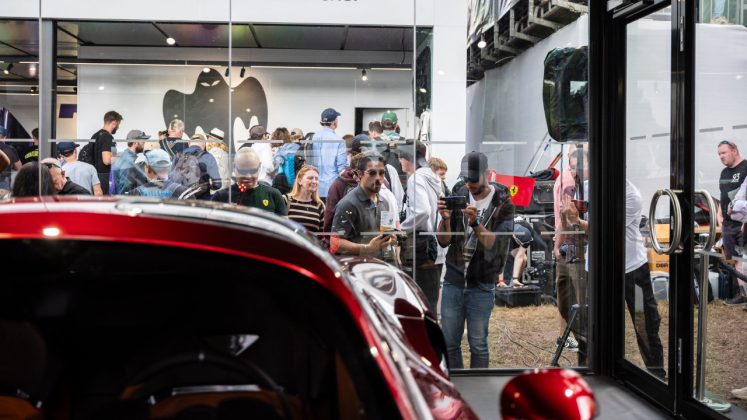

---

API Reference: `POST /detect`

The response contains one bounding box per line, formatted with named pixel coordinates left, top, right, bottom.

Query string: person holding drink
left=330, top=151, right=396, bottom=259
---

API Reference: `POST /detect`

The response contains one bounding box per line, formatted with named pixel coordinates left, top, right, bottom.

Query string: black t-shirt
left=211, top=183, right=288, bottom=216
left=19, top=144, right=39, bottom=164
left=92, top=129, right=114, bottom=174
left=0, top=142, right=20, bottom=190
left=59, top=179, right=92, bottom=195
left=720, top=160, right=747, bottom=221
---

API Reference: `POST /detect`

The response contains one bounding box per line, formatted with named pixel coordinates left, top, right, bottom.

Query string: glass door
left=624, top=4, right=672, bottom=385
left=610, top=0, right=747, bottom=417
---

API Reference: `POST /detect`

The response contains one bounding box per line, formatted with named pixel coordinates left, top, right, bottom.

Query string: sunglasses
left=43, top=162, right=65, bottom=176
left=720, top=140, right=736, bottom=147
left=363, top=169, right=387, bottom=177
left=235, top=166, right=260, bottom=176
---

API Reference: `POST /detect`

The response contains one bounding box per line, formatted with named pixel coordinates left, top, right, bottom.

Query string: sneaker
left=724, top=295, right=747, bottom=305
left=557, top=336, right=579, bottom=352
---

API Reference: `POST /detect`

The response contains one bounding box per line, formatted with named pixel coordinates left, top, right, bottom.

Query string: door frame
left=591, top=0, right=722, bottom=418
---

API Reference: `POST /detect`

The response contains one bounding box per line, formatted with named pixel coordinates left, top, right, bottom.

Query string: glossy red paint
left=501, top=369, right=597, bottom=420
left=0, top=199, right=422, bottom=419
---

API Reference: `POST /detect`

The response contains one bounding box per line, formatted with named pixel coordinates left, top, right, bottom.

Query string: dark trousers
left=556, top=259, right=588, bottom=365
left=414, top=264, right=442, bottom=318
left=98, top=172, right=110, bottom=196
left=625, top=263, right=666, bottom=379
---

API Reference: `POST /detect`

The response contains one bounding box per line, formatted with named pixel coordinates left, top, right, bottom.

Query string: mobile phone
left=442, top=195, right=468, bottom=210
left=571, top=199, right=588, bottom=213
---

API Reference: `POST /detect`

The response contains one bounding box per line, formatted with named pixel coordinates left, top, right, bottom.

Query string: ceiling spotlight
left=240, top=67, right=245, bottom=78
left=30, top=86, right=37, bottom=93
left=361, top=69, right=368, bottom=81
left=166, top=37, right=176, bottom=46
left=419, top=87, right=427, bottom=93
left=225, top=67, right=230, bottom=77
left=3, top=63, right=13, bottom=75
left=98, top=85, right=105, bottom=91
left=477, top=38, right=487, bottom=49
left=202, top=67, right=210, bottom=73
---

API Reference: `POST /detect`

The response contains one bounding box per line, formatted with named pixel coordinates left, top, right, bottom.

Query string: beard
left=111, top=126, right=118, bottom=135
left=135, top=144, right=144, bottom=154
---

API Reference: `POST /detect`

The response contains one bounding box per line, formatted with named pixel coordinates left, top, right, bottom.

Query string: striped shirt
left=285, top=195, right=325, bottom=233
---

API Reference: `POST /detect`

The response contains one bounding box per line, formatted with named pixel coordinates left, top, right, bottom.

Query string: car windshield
left=0, top=239, right=400, bottom=420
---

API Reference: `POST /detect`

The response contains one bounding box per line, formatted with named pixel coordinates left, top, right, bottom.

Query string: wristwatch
left=469, top=220, right=480, bottom=228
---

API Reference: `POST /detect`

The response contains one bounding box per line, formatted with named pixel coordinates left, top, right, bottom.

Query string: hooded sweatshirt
left=401, top=166, right=443, bottom=233
left=323, top=167, right=359, bottom=231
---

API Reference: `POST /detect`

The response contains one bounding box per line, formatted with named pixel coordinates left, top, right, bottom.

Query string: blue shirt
left=111, top=149, right=147, bottom=194
left=311, top=127, right=348, bottom=198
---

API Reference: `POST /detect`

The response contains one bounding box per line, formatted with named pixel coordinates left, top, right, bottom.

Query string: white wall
left=428, top=0, right=468, bottom=188
left=77, top=65, right=414, bottom=151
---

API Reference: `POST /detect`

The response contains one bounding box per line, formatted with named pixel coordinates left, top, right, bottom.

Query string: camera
left=442, top=195, right=468, bottom=211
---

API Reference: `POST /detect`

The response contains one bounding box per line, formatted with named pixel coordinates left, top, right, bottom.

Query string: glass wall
left=692, top=2, right=747, bottom=412
left=457, top=1, right=591, bottom=369
left=1, top=0, right=595, bottom=380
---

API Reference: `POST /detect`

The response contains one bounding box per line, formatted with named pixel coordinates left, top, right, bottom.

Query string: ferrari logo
left=262, top=199, right=269, bottom=206
left=510, top=185, right=519, bottom=197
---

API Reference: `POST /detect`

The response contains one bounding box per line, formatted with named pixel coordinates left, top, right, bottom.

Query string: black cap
left=321, top=108, right=341, bottom=124
left=459, top=151, right=489, bottom=182
left=351, top=133, right=368, bottom=154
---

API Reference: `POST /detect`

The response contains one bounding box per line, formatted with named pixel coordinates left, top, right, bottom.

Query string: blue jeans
left=441, top=281, right=495, bottom=369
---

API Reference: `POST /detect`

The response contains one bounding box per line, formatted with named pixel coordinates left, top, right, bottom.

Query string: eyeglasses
left=364, top=169, right=387, bottom=177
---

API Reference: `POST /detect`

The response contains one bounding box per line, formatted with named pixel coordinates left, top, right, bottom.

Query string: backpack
left=294, top=142, right=313, bottom=173
left=273, top=143, right=301, bottom=186
left=170, top=153, right=203, bottom=188
left=78, top=142, right=95, bottom=165
left=134, top=181, right=182, bottom=198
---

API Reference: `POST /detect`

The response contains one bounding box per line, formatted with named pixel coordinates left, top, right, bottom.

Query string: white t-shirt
left=625, top=179, right=649, bottom=273
left=61, top=160, right=100, bottom=194
left=468, top=185, right=496, bottom=231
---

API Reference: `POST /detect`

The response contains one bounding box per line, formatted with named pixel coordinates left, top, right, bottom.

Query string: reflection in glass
left=624, top=6, right=671, bottom=383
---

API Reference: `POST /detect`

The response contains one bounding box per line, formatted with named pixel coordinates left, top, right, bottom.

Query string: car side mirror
left=500, top=368, right=596, bottom=420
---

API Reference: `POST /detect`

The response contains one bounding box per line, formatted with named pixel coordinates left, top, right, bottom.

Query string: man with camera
left=436, top=151, right=514, bottom=368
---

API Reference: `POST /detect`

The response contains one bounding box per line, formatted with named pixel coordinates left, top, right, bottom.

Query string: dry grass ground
left=459, top=301, right=747, bottom=411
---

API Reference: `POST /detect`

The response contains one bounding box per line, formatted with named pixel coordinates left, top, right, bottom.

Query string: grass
left=457, top=300, right=747, bottom=411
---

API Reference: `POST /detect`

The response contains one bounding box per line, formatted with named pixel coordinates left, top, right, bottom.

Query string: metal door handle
left=695, top=189, right=717, bottom=251
left=648, top=189, right=683, bottom=255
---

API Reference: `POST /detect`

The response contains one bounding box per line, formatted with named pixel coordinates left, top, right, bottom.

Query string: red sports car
left=0, top=196, right=477, bottom=420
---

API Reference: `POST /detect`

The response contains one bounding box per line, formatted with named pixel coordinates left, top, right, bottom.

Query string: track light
left=3, top=63, right=13, bottom=75
left=477, top=37, right=487, bottom=49
left=240, top=67, right=245, bottom=78
left=361, top=69, right=368, bottom=81
left=419, top=87, right=427, bottom=93
left=225, top=67, right=230, bottom=77
left=166, top=37, right=176, bottom=45
left=202, top=67, right=210, bottom=73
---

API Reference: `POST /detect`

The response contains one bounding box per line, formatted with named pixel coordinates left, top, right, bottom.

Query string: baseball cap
left=351, top=134, right=369, bottom=155
left=381, top=110, right=398, bottom=124
left=145, top=148, right=172, bottom=169
left=249, top=125, right=266, bottom=140
left=459, top=151, right=489, bottom=182
left=208, top=128, right=224, bottom=140
left=57, top=142, right=79, bottom=154
left=321, top=108, right=341, bottom=124
left=126, top=129, right=150, bottom=140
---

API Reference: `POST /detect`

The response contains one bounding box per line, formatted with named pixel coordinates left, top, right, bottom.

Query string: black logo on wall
left=162, top=68, right=268, bottom=142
